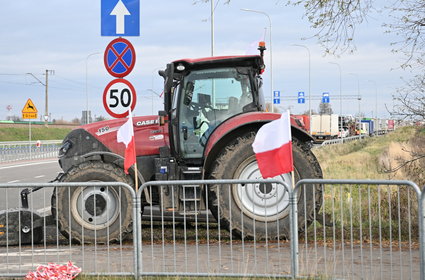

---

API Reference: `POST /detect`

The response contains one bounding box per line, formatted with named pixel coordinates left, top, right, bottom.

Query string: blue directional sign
left=298, top=91, right=305, bottom=104
left=322, top=92, right=330, bottom=103
left=101, top=0, right=140, bottom=36
left=273, top=98, right=280, bottom=104
left=273, top=90, right=280, bottom=98
left=104, top=37, right=136, bottom=78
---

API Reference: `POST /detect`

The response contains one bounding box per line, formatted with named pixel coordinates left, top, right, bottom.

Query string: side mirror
left=183, top=81, right=194, bottom=105
left=163, top=63, right=174, bottom=114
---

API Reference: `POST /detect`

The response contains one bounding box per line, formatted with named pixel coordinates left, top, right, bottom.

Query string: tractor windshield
left=177, top=67, right=254, bottom=158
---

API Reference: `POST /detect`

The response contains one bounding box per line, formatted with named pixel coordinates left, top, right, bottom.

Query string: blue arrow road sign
left=322, top=92, right=330, bottom=103
left=297, top=91, right=305, bottom=104
left=273, top=98, right=280, bottom=104
left=101, top=0, right=140, bottom=36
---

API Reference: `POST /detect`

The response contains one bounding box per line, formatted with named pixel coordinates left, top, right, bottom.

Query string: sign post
left=22, top=98, right=38, bottom=160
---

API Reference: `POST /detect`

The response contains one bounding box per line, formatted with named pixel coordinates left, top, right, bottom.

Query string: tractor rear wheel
left=207, top=132, right=322, bottom=240
left=52, top=161, right=133, bottom=244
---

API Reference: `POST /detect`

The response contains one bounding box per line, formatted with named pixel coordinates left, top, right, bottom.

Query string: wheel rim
left=70, top=185, right=120, bottom=230
left=233, top=156, right=292, bottom=221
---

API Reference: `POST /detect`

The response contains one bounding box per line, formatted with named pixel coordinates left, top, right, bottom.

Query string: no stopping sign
left=103, top=79, right=137, bottom=118
left=104, top=38, right=136, bottom=78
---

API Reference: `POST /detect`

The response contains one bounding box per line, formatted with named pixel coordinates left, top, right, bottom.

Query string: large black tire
left=52, top=161, right=134, bottom=244
left=207, top=132, right=322, bottom=240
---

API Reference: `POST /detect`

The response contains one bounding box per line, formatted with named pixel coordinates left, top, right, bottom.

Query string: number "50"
left=109, top=89, right=131, bottom=108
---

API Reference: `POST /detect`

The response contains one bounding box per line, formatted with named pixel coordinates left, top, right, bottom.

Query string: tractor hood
left=80, top=115, right=167, bottom=157
left=58, top=115, right=168, bottom=172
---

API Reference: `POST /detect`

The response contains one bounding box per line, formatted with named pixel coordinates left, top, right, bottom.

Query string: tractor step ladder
left=179, top=167, right=202, bottom=215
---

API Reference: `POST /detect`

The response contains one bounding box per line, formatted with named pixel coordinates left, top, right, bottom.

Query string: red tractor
left=54, top=46, right=322, bottom=244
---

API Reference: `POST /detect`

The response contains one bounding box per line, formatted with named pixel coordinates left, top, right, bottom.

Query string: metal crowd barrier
left=135, top=179, right=294, bottom=278
left=0, top=141, right=62, bottom=163
left=0, top=182, right=138, bottom=278
left=295, top=179, right=423, bottom=279
left=0, top=179, right=423, bottom=279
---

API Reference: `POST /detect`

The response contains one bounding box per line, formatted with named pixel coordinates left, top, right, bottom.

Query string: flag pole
left=291, top=170, right=295, bottom=190
left=134, top=162, right=138, bottom=192
left=131, top=111, right=138, bottom=193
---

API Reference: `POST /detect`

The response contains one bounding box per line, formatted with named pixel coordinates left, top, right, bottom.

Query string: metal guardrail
left=320, top=135, right=367, bottom=146
left=0, top=140, right=62, bottom=163
left=0, top=179, right=423, bottom=279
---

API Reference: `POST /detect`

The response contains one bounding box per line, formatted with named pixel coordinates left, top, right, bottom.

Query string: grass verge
left=0, top=126, right=72, bottom=141
left=309, top=126, right=423, bottom=242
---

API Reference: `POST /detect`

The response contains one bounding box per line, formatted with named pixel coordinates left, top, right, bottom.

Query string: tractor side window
left=178, top=67, right=253, bottom=159
left=171, top=83, right=180, bottom=119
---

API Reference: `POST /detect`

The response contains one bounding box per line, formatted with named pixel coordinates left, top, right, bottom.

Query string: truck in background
left=361, top=119, right=375, bottom=135
left=310, top=114, right=339, bottom=142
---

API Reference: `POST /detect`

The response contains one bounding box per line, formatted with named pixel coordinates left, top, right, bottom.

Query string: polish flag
left=252, top=110, right=294, bottom=178
left=117, top=112, right=136, bottom=174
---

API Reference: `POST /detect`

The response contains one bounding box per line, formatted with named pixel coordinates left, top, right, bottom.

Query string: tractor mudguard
left=203, top=112, right=314, bottom=175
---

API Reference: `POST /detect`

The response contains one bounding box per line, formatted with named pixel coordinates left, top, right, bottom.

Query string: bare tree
left=385, top=0, right=425, bottom=69
left=287, top=0, right=374, bottom=55
left=391, top=74, right=425, bottom=120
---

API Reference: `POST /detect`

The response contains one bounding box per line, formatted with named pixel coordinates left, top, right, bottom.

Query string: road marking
left=34, top=175, right=45, bottom=179
left=0, top=160, right=57, bottom=170
left=7, top=180, right=20, bottom=183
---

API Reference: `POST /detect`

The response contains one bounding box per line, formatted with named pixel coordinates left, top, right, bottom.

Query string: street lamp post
left=85, top=52, right=101, bottom=124
left=349, top=73, right=361, bottom=131
left=211, top=0, right=214, bottom=56
left=367, top=80, right=378, bottom=119
left=329, top=62, right=342, bottom=137
left=292, top=44, right=311, bottom=134
left=241, top=8, right=273, bottom=113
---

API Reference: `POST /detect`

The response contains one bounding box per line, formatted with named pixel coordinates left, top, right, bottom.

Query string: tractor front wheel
left=52, top=161, right=133, bottom=244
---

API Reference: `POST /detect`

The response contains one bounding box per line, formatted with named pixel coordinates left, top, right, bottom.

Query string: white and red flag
left=252, top=110, right=294, bottom=178
left=117, top=111, right=136, bottom=174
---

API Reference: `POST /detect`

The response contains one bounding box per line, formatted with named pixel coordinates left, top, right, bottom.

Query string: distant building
left=81, top=110, right=92, bottom=125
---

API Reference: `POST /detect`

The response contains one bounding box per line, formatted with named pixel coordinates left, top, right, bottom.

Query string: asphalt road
left=0, top=160, right=60, bottom=212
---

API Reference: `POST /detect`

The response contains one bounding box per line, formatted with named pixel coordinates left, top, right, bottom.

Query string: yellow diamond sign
left=22, top=98, right=38, bottom=119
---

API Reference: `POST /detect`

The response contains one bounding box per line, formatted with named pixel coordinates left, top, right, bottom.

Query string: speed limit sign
left=103, top=79, right=137, bottom=118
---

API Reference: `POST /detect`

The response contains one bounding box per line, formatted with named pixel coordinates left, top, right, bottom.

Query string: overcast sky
left=0, top=0, right=415, bottom=121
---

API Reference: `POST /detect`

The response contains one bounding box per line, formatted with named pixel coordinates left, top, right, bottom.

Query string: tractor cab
left=160, top=55, right=267, bottom=165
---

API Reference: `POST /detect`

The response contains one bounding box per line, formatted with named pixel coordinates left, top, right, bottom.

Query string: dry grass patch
left=313, top=126, right=417, bottom=180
